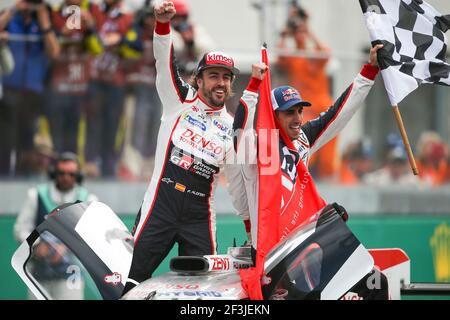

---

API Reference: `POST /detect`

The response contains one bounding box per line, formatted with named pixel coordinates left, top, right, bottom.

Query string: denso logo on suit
left=180, top=128, right=223, bottom=155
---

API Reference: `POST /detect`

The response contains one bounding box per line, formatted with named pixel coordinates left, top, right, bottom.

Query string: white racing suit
left=232, top=63, right=380, bottom=250
left=233, top=64, right=389, bottom=299
left=124, top=21, right=253, bottom=293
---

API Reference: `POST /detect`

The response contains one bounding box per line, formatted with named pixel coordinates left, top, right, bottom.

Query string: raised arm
left=303, top=44, right=383, bottom=154
left=36, top=4, right=60, bottom=59
left=153, top=1, right=196, bottom=116
left=230, top=63, right=267, bottom=245
left=233, top=63, right=267, bottom=154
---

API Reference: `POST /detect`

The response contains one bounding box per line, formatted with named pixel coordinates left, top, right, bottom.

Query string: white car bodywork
left=11, top=201, right=412, bottom=300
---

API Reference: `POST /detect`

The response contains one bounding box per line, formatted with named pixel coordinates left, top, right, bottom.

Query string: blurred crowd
left=0, top=0, right=449, bottom=187
left=339, top=131, right=450, bottom=188
left=0, top=0, right=212, bottom=180
left=275, top=2, right=450, bottom=188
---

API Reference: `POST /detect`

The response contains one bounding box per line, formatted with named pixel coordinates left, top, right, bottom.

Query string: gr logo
left=170, top=148, right=194, bottom=170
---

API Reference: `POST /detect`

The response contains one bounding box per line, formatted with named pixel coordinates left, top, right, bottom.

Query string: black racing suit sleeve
left=301, top=63, right=379, bottom=154
left=301, top=85, right=352, bottom=148
left=233, top=100, right=248, bottom=151
left=170, top=49, right=191, bottom=102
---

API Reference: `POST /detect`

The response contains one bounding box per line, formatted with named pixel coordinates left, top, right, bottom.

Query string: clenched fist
left=154, top=1, right=177, bottom=23
left=252, top=62, right=268, bottom=81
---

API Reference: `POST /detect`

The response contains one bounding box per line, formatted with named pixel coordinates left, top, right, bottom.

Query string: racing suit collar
left=196, top=94, right=225, bottom=113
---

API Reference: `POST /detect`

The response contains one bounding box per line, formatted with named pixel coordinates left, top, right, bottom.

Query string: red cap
left=196, top=51, right=240, bottom=75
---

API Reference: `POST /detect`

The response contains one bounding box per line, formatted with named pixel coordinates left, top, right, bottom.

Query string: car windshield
left=24, top=230, right=103, bottom=300
left=264, top=211, right=321, bottom=270
left=270, top=243, right=323, bottom=300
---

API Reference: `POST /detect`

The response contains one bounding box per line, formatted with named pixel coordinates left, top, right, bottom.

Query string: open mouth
left=213, top=88, right=226, bottom=99
left=289, top=125, right=301, bottom=135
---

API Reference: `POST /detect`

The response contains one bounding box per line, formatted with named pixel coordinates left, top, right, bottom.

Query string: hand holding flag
left=360, top=0, right=450, bottom=105
left=359, top=0, right=450, bottom=175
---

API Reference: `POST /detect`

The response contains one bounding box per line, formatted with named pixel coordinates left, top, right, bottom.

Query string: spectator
left=14, top=152, right=98, bottom=299
left=26, top=133, right=56, bottom=180
left=0, top=31, right=14, bottom=82
left=119, top=3, right=161, bottom=180
left=0, top=31, right=14, bottom=173
left=416, top=131, right=449, bottom=187
left=0, top=0, right=60, bottom=177
left=445, top=152, right=450, bottom=184
left=47, top=0, right=98, bottom=155
left=170, top=0, right=214, bottom=80
left=277, top=4, right=340, bottom=181
left=364, top=138, right=419, bottom=187
left=338, top=139, right=374, bottom=185
left=84, top=0, right=134, bottom=177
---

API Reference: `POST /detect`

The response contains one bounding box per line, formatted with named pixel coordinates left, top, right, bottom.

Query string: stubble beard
left=201, top=85, right=229, bottom=108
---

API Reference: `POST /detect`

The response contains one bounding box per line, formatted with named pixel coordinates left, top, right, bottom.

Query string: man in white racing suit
left=123, top=1, right=258, bottom=294
left=233, top=44, right=383, bottom=250
left=233, top=44, right=389, bottom=299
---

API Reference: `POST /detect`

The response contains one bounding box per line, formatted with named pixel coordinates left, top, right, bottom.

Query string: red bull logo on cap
left=282, top=88, right=300, bottom=102
left=205, top=52, right=234, bottom=67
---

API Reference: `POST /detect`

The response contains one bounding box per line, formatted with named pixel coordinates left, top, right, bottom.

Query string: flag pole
left=392, top=105, right=419, bottom=175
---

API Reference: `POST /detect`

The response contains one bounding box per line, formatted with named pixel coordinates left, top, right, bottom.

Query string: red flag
left=239, top=46, right=281, bottom=300
left=239, top=46, right=327, bottom=300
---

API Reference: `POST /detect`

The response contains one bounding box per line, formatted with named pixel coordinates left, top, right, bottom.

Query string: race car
left=10, top=201, right=448, bottom=300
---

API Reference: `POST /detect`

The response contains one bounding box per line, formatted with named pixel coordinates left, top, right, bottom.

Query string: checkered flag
left=360, top=0, right=450, bottom=105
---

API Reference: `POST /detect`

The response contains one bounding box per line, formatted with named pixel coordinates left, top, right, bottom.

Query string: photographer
left=0, top=0, right=60, bottom=176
